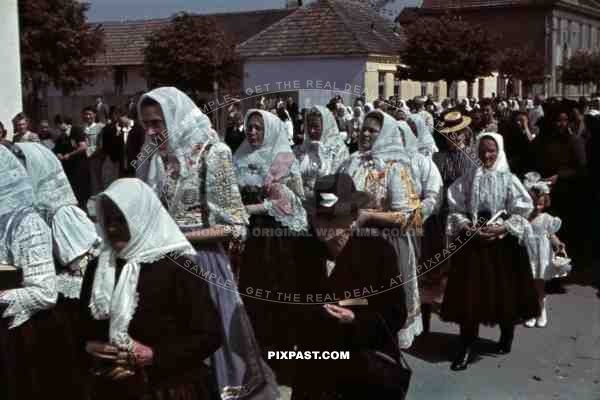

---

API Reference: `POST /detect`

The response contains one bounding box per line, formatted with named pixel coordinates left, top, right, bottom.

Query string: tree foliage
left=399, top=14, right=496, bottom=86
left=144, top=13, right=239, bottom=97
left=497, top=46, right=546, bottom=85
left=560, top=50, right=600, bottom=88
left=19, top=0, right=104, bottom=95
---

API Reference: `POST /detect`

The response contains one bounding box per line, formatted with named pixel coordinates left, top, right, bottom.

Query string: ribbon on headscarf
left=523, top=171, right=550, bottom=194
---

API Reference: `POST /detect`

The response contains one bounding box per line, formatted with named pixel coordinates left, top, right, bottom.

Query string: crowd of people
left=0, top=86, right=596, bottom=400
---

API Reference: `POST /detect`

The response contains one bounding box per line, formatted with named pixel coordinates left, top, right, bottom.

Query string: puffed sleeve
left=0, top=213, right=57, bottom=329
left=412, top=155, right=443, bottom=221
left=546, top=214, right=562, bottom=235
left=446, top=175, right=472, bottom=237
left=205, top=143, right=249, bottom=241
left=504, top=174, right=534, bottom=241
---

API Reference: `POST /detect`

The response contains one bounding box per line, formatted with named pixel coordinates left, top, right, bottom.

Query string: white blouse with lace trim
left=0, top=212, right=57, bottom=329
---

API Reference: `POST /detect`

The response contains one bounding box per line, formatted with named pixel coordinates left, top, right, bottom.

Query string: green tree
left=497, top=46, right=546, bottom=96
left=144, top=13, right=239, bottom=100
left=560, top=50, right=600, bottom=90
left=399, top=14, right=496, bottom=97
left=19, top=0, right=104, bottom=119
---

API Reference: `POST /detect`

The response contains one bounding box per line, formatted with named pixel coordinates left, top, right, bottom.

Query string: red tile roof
left=89, top=9, right=294, bottom=67
left=421, top=0, right=600, bottom=10
left=237, top=0, right=405, bottom=59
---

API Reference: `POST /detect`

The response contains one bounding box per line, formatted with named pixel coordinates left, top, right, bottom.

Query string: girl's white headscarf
left=90, top=178, right=195, bottom=350
left=299, top=105, right=346, bottom=174
left=16, top=143, right=100, bottom=267
left=523, top=171, right=550, bottom=194
left=468, top=132, right=510, bottom=222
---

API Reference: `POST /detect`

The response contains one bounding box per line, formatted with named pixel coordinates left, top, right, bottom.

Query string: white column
left=0, top=0, right=22, bottom=140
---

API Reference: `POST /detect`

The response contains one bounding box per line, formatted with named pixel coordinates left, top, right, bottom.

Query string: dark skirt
left=0, top=308, right=82, bottom=400
left=441, top=232, right=540, bottom=327
left=87, top=374, right=210, bottom=400
left=418, top=213, right=450, bottom=305
left=239, top=216, right=301, bottom=354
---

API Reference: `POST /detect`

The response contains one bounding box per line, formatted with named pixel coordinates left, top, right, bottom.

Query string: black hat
left=306, top=173, right=371, bottom=222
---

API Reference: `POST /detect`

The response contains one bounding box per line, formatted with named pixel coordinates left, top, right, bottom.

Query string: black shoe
left=450, top=346, right=472, bottom=371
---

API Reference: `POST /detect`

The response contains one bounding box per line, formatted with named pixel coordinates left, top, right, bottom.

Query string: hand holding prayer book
left=0, top=264, right=22, bottom=290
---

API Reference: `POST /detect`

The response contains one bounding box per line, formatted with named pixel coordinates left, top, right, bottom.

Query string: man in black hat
left=292, top=173, right=409, bottom=400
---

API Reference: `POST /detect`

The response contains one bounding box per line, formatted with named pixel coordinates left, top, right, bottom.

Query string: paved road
left=277, top=277, right=599, bottom=399
left=405, top=283, right=600, bottom=400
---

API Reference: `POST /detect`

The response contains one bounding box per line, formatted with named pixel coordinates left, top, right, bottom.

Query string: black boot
left=497, top=324, right=514, bottom=354
left=450, top=344, right=473, bottom=371
left=421, top=304, right=432, bottom=335
left=451, top=325, right=477, bottom=371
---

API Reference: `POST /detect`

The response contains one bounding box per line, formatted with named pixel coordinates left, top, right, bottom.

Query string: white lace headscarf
left=136, top=87, right=219, bottom=192
left=16, top=143, right=101, bottom=267
left=366, top=110, right=410, bottom=164
left=408, top=113, right=439, bottom=157
left=234, top=109, right=299, bottom=187
left=90, top=178, right=195, bottom=350
left=469, top=132, right=510, bottom=221
left=0, top=145, right=34, bottom=218
left=341, top=110, right=411, bottom=179
left=299, top=105, right=346, bottom=174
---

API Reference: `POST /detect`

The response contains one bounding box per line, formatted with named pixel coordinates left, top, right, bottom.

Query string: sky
left=85, top=0, right=421, bottom=22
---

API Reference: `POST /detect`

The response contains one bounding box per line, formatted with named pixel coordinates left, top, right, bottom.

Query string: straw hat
left=439, top=111, right=472, bottom=134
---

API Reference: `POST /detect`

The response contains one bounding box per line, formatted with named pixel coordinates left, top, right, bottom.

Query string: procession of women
left=1, top=86, right=594, bottom=400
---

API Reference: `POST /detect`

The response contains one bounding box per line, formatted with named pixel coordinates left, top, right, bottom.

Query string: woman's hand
left=246, top=204, right=266, bottom=215
left=545, top=175, right=558, bottom=186
left=324, top=304, right=355, bottom=324
left=355, top=210, right=371, bottom=228
left=114, top=340, right=154, bottom=368
left=480, top=225, right=507, bottom=241
left=86, top=341, right=119, bottom=360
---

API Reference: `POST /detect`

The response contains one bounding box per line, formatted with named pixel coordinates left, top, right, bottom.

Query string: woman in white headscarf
left=441, top=132, right=539, bottom=371
left=407, top=113, right=439, bottom=158
left=15, top=143, right=101, bottom=301
left=338, top=110, right=423, bottom=349
left=295, top=105, right=350, bottom=197
left=0, top=144, right=81, bottom=400
left=80, top=178, right=222, bottom=400
left=137, top=88, right=278, bottom=400
left=234, top=109, right=307, bottom=363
